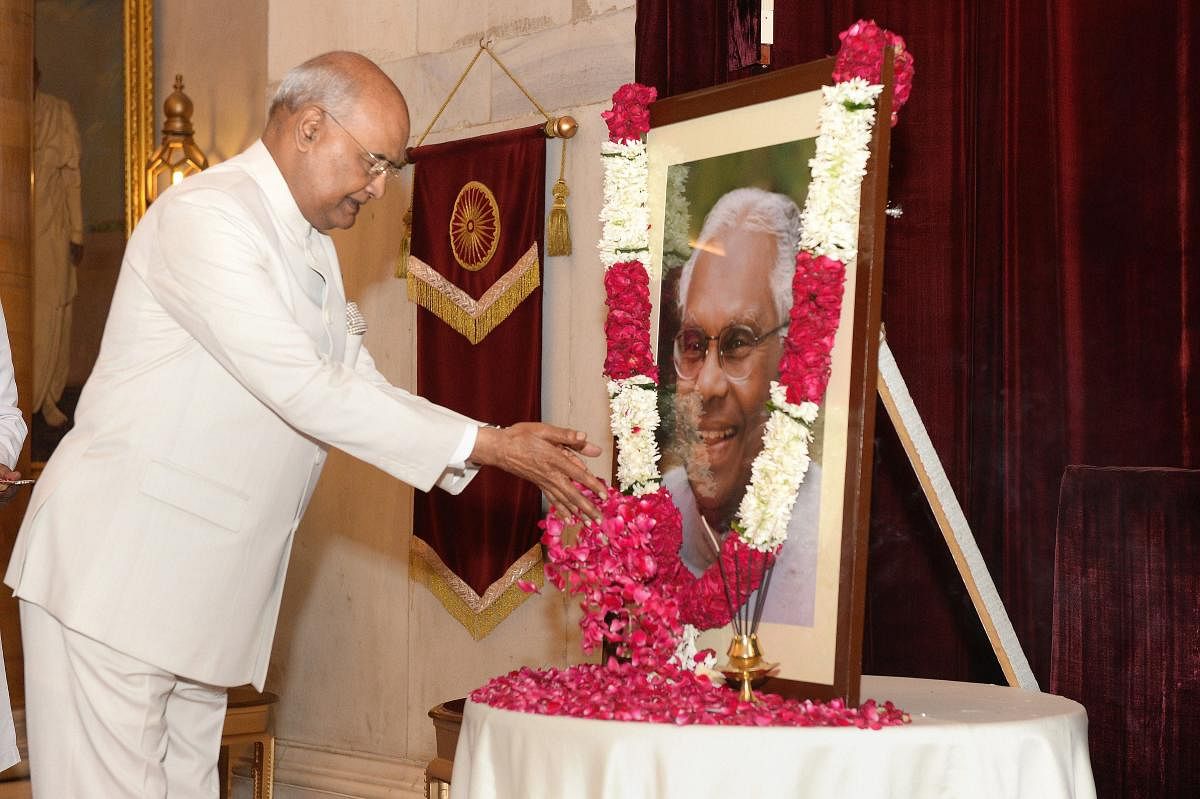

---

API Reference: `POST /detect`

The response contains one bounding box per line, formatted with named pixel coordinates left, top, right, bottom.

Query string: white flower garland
left=800, top=79, right=883, bottom=263
left=600, top=78, right=881, bottom=549
left=731, top=79, right=880, bottom=551
left=734, top=384, right=819, bottom=550
left=598, top=140, right=650, bottom=267
left=607, top=377, right=661, bottom=495
left=598, top=138, right=657, bottom=492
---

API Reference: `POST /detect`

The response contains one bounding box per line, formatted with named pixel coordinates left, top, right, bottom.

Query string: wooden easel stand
left=876, top=336, right=1038, bottom=690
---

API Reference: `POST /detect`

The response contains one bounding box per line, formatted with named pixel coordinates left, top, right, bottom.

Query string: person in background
left=31, top=58, right=84, bottom=429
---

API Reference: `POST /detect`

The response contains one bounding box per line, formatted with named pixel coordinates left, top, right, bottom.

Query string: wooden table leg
left=217, top=744, right=231, bottom=799
left=251, top=735, right=275, bottom=799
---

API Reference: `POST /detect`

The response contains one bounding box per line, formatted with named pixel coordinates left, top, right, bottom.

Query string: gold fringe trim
left=406, top=244, right=540, bottom=344
left=410, top=537, right=544, bottom=640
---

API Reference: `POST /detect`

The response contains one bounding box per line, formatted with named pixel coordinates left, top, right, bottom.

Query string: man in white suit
left=5, top=51, right=605, bottom=798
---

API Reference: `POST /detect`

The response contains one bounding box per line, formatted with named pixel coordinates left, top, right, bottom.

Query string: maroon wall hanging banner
left=406, top=125, right=545, bottom=637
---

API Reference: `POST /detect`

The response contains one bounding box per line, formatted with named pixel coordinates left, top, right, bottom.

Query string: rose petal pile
left=535, top=486, right=775, bottom=654
left=473, top=660, right=910, bottom=729
left=541, top=488, right=684, bottom=667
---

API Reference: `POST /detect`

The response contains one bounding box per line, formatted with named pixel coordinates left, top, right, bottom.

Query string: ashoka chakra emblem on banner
left=450, top=180, right=501, bottom=272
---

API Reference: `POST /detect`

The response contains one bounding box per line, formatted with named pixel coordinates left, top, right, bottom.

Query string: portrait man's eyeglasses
left=318, top=107, right=406, bottom=181
left=673, top=322, right=788, bottom=382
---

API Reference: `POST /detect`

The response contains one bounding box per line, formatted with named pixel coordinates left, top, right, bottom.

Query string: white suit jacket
left=6, top=141, right=478, bottom=689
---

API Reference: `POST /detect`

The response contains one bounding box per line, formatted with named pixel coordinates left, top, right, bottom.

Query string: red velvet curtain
left=635, top=1, right=1200, bottom=686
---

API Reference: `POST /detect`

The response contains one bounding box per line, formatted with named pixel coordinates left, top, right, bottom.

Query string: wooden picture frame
left=124, top=0, right=155, bottom=235
left=644, top=56, right=892, bottom=704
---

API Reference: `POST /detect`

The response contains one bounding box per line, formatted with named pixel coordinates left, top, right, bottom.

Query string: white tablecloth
left=450, top=675, right=1096, bottom=799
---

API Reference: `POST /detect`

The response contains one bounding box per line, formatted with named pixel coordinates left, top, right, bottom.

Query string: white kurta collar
left=239, top=140, right=313, bottom=245
left=237, top=140, right=344, bottom=305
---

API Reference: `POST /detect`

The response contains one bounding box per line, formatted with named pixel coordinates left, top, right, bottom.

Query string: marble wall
left=156, top=0, right=269, bottom=164
left=156, top=1, right=635, bottom=796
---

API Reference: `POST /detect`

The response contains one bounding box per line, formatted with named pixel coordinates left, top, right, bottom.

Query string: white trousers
left=20, top=601, right=228, bottom=798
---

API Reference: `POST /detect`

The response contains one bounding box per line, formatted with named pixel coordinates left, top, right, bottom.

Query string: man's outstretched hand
left=470, top=423, right=607, bottom=521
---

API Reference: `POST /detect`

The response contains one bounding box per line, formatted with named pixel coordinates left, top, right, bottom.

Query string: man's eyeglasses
left=673, top=322, right=788, bottom=382
left=318, top=107, right=406, bottom=181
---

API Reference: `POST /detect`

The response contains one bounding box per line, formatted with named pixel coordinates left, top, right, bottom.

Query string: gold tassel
left=546, top=140, right=571, bottom=256
left=396, top=206, right=413, bottom=278
left=547, top=179, right=571, bottom=256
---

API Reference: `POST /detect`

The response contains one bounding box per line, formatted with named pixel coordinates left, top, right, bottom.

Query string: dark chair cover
left=1051, top=466, right=1200, bottom=798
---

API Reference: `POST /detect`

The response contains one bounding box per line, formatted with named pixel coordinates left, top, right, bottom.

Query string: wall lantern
left=145, top=74, right=207, bottom=204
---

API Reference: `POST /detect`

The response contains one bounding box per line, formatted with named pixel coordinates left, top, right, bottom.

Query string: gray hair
left=268, top=52, right=360, bottom=119
left=676, top=187, right=801, bottom=324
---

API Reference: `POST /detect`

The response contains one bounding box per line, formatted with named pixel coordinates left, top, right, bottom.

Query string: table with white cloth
left=450, top=675, right=1096, bottom=799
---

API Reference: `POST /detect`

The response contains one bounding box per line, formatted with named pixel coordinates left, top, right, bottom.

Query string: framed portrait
left=644, top=58, right=892, bottom=703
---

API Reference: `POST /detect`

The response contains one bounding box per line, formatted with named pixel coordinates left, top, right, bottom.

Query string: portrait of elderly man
left=663, top=186, right=821, bottom=628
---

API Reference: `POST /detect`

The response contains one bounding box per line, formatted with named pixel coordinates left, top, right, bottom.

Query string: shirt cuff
left=447, top=423, right=479, bottom=469
left=435, top=424, right=483, bottom=495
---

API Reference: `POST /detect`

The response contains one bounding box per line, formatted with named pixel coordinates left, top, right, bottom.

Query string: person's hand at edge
left=471, top=423, right=607, bottom=521
left=0, top=465, right=21, bottom=506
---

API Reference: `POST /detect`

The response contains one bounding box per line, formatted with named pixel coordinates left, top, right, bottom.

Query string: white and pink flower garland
left=570, top=16, right=916, bottom=641
left=595, top=84, right=884, bottom=559
left=542, top=19, right=916, bottom=644
left=493, top=20, right=915, bottom=727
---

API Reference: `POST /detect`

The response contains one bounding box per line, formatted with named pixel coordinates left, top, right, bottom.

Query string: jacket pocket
left=138, top=459, right=250, bottom=532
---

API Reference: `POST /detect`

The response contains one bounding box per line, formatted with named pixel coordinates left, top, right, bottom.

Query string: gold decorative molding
left=124, top=0, right=153, bottom=236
